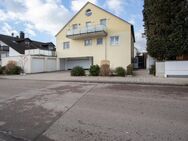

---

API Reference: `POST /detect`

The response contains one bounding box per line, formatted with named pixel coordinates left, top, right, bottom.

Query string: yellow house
left=56, top=2, right=135, bottom=70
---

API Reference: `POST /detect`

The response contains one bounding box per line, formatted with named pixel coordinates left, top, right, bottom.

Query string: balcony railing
left=25, top=49, right=56, bottom=56
left=66, top=25, right=107, bottom=39
left=0, top=46, right=9, bottom=52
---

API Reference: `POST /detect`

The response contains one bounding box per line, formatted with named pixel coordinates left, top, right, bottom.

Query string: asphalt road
left=0, top=79, right=187, bottom=141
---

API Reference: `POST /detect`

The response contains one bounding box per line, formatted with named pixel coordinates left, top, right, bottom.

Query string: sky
left=0, top=0, right=146, bottom=52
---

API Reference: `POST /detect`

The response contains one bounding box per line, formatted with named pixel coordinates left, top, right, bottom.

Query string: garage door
left=46, top=58, right=57, bottom=72
left=31, top=58, right=45, bottom=73
left=66, top=58, right=92, bottom=70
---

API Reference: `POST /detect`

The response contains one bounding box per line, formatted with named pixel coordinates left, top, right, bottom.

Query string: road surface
left=0, top=79, right=187, bottom=141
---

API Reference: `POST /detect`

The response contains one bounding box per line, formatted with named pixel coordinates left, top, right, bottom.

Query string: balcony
left=66, top=25, right=107, bottom=40
left=0, top=46, right=9, bottom=52
left=25, top=49, right=56, bottom=56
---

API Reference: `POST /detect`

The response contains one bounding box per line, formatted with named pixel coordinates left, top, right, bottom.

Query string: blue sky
left=0, top=0, right=146, bottom=51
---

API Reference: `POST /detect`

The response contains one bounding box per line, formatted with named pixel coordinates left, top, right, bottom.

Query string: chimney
left=11, top=33, right=14, bottom=37
left=19, top=31, right=25, bottom=39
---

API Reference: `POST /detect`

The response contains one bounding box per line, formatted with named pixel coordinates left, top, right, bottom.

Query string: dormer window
left=85, top=9, right=92, bottom=16
left=12, top=40, right=17, bottom=44
left=25, top=41, right=30, bottom=47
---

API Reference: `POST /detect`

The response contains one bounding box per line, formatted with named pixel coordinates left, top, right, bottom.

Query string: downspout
left=105, top=36, right=107, bottom=60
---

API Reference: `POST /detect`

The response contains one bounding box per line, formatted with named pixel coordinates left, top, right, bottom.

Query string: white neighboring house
left=0, top=32, right=58, bottom=73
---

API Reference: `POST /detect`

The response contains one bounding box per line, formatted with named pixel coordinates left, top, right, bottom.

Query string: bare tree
left=18, top=55, right=29, bottom=74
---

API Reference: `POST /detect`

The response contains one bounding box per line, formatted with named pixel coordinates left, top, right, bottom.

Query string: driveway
left=0, top=79, right=188, bottom=141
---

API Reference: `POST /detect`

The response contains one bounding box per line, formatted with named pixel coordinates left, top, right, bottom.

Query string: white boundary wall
left=156, top=62, right=165, bottom=77
left=2, top=55, right=58, bottom=73
left=156, top=61, right=188, bottom=77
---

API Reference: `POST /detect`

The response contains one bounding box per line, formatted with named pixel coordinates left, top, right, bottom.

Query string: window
left=97, top=38, right=103, bottom=45
left=85, top=9, right=92, bottom=16
left=48, top=45, right=54, bottom=50
left=25, top=41, right=30, bottom=47
left=72, top=24, right=78, bottom=30
left=63, top=42, right=70, bottom=49
left=84, top=39, right=92, bottom=46
left=100, top=19, right=107, bottom=26
left=86, top=21, right=92, bottom=27
left=110, top=36, right=119, bottom=45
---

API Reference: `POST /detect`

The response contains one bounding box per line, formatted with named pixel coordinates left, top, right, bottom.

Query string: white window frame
left=72, top=24, right=78, bottom=30
left=100, top=19, right=107, bottom=26
left=97, top=38, right=103, bottom=45
left=84, top=39, right=92, bottom=46
left=86, top=21, right=92, bottom=27
left=63, top=42, right=70, bottom=49
left=110, top=36, right=119, bottom=45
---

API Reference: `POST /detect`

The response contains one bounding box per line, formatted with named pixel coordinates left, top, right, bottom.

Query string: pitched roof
left=0, top=34, right=55, bottom=54
left=55, top=2, right=135, bottom=42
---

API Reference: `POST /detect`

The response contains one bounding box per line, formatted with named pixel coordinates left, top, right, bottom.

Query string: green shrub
left=127, top=64, right=133, bottom=75
left=149, top=65, right=156, bottom=75
left=0, top=66, right=2, bottom=74
left=100, top=64, right=110, bottom=76
left=89, top=65, right=100, bottom=76
left=71, top=66, right=85, bottom=76
left=115, top=67, right=126, bottom=77
left=1, top=66, right=6, bottom=74
left=5, top=66, right=23, bottom=75
left=0, top=66, right=4, bottom=74
left=1, top=61, right=23, bottom=75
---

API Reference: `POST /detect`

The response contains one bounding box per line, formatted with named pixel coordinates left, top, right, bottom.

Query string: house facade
left=0, top=32, right=56, bottom=60
left=56, top=2, right=135, bottom=70
left=0, top=41, right=9, bottom=65
left=0, top=32, right=58, bottom=73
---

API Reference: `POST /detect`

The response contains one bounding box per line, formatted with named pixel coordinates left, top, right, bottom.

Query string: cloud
left=0, top=23, right=18, bottom=36
left=134, top=28, right=147, bottom=52
left=71, top=0, right=97, bottom=12
left=105, top=0, right=126, bottom=15
left=0, top=0, right=72, bottom=35
left=1, top=0, right=25, bottom=12
left=23, top=0, right=71, bottom=35
left=0, top=0, right=146, bottom=52
left=128, top=15, right=137, bottom=25
left=24, top=24, right=36, bottom=37
left=0, top=9, right=21, bottom=22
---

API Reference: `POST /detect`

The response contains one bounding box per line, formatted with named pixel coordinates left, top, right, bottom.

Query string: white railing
left=67, top=25, right=107, bottom=36
left=0, top=46, right=9, bottom=51
left=25, top=49, right=56, bottom=56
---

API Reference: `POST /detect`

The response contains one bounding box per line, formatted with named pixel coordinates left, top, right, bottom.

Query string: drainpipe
left=105, top=36, right=107, bottom=60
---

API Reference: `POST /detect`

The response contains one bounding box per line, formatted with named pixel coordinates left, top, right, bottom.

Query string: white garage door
left=31, top=58, right=45, bottom=73
left=46, top=58, right=57, bottom=72
left=66, top=58, right=92, bottom=70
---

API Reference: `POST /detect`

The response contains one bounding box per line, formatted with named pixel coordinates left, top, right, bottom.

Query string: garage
left=60, top=57, right=93, bottom=70
left=31, top=57, right=45, bottom=73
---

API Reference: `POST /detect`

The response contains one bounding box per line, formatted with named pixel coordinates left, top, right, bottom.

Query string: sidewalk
left=0, top=70, right=188, bottom=86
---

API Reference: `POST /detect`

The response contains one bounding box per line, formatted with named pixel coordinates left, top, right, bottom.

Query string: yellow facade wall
left=56, top=3, right=134, bottom=69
